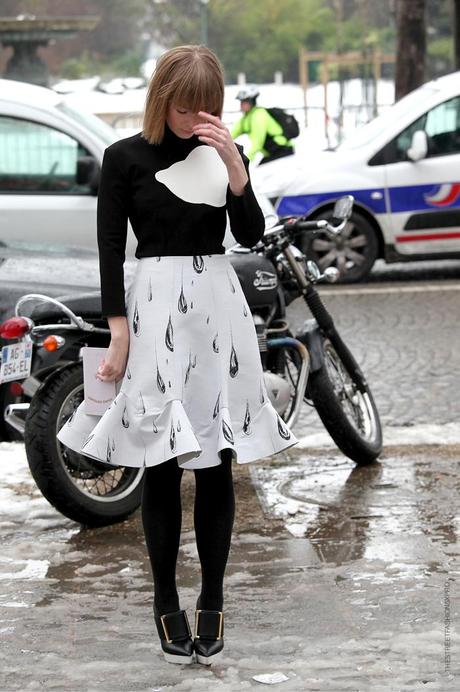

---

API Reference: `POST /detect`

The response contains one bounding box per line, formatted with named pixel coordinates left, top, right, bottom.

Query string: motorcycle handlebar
left=292, top=219, right=328, bottom=231
left=263, top=216, right=345, bottom=240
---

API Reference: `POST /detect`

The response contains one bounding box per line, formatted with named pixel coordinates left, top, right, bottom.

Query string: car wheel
left=300, top=210, right=379, bottom=282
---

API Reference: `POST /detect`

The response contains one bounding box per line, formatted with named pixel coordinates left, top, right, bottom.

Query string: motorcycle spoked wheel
left=306, top=338, right=382, bottom=465
left=24, top=364, right=144, bottom=527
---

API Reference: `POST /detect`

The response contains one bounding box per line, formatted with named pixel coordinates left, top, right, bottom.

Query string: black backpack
left=266, top=107, right=300, bottom=140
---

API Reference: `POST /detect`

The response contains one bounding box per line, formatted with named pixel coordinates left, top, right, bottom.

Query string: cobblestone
left=288, top=281, right=460, bottom=436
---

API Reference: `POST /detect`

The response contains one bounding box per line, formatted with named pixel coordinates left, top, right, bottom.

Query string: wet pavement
left=1, top=259, right=460, bottom=689
left=0, top=442, right=459, bottom=691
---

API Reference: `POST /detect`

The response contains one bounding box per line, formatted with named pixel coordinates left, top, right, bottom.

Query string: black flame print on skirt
left=170, top=420, right=176, bottom=452
left=184, top=350, right=192, bottom=386
left=260, top=380, right=265, bottom=404
left=229, top=325, right=239, bottom=377
left=154, top=339, right=166, bottom=394
left=243, top=401, right=252, bottom=435
left=165, top=314, right=174, bottom=352
left=229, top=343, right=239, bottom=378
left=122, top=404, right=129, bottom=428
left=222, top=419, right=234, bottom=444
left=213, top=392, right=220, bottom=419
left=212, top=333, right=219, bottom=353
left=178, top=266, right=187, bottom=314
left=137, top=391, right=146, bottom=415
left=277, top=415, right=291, bottom=440
left=193, top=255, right=204, bottom=273
left=133, top=300, right=140, bottom=336
left=227, top=271, right=236, bottom=294
left=82, top=433, right=94, bottom=448
left=148, top=277, right=152, bottom=302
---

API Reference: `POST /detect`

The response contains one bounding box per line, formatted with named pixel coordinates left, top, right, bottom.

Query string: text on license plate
left=0, top=342, right=33, bottom=384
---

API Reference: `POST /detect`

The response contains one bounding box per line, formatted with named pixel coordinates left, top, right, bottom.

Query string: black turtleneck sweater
left=97, top=125, right=265, bottom=317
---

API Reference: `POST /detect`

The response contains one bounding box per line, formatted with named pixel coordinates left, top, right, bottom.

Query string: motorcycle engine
left=263, top=371, right=292, bottom=416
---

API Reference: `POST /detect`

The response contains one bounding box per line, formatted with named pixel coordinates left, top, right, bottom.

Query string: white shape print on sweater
left=155, top=145, right=229, bottom=207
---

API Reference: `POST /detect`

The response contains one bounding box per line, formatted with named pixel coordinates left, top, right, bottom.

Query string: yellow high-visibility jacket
left=231, top=107, right=293, bottom=161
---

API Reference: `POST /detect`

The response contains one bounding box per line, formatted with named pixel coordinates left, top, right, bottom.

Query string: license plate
left=0, top=342, right=33, bottom=384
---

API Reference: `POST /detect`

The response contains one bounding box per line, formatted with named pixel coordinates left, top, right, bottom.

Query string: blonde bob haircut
left=142, top=45, right=225, bottom=145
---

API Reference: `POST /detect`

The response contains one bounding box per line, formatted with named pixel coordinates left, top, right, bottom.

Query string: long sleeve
left=97, top=146, right=129, bottom=318
left=226, top=146, right=265, bottom=248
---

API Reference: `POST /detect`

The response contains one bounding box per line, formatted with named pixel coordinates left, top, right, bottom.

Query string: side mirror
left=407, top=130, right=428, bottom=162
left=76, top=156, right=100, bottom=194
left=332, top=195, right=354, bottom=221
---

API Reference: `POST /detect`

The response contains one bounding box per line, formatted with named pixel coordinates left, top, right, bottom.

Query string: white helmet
left=236, top=85, right=260, bottom=101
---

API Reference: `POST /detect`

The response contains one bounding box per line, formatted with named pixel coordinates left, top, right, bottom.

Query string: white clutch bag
left=82, top=347, right=120, bottom=415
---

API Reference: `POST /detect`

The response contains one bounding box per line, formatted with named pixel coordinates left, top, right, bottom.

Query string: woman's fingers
left=194, top=123, right=226, bottom=143
left=96, top=343, right=128, bottom=382
left=197, top=111, right=225, bottom=128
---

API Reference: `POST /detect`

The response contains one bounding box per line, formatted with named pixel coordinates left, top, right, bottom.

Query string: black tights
left=141, top=452, right=235, bottom=615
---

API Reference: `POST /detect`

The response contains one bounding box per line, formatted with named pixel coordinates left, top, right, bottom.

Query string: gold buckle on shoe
left=160, top=614, right=172, bottom=644
left=160, top=611, right=192, bottom=644
left=194, top=609, right=224, bottom=641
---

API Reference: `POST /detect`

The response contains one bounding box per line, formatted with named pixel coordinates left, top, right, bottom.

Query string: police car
left=253, top=71, right=460, bottom=281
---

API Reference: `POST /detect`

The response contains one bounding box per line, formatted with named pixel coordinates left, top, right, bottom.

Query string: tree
left=144, top=0, right=334, bottom=83
left=395, top=0, right=426, bottom=99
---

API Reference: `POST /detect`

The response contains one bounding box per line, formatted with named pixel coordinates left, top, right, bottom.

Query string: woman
left=57, top=45, right=297, bottom=666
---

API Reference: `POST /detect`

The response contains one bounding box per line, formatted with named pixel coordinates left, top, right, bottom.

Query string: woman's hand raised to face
left=193, top=111, right=248, bottom=196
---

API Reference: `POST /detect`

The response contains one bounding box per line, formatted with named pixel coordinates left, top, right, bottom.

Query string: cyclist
left=231, top=86, right=295, bottom=164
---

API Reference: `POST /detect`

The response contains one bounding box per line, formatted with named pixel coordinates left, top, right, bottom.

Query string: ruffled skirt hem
left=57, top=391, right=297, bottom=471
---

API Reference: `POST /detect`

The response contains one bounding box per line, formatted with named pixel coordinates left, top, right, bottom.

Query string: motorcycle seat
left=30, top=291, right=104, bottom=322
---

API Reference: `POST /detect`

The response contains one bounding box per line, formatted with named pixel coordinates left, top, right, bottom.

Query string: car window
left=0, top=116, right=95, bottom=193
left=371, top=96, right=460, bottom=165
left=337, top=85, right=439, bottom=152
left=57, top=102, right=118, bottom=147
left=424, top=96, right=460, bottom=155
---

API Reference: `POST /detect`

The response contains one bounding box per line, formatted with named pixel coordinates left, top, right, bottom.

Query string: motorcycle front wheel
left=306, top=339, right=382, bottom=465
left=24, top=364, right=144, bottom=527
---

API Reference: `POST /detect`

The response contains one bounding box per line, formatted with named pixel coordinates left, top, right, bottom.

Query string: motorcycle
left=0, top=195, right=382, bottom=527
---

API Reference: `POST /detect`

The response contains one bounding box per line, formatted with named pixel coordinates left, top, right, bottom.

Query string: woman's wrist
left=108, top=315, right=129, bottom=342
left=227, top=158, right=248, bottom=196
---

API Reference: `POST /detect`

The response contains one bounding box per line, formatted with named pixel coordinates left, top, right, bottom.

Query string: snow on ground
left=1, top=440, right=459, bottom=690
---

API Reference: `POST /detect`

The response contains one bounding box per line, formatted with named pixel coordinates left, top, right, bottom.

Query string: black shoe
left=193, top=609, right=224, bottom=665
left=153, top=607, right=194, bottom=664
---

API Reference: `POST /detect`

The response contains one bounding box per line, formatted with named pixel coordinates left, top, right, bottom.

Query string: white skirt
left=57, top=255, right=298, bottom=470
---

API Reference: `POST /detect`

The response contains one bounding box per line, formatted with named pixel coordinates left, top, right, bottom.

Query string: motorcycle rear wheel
left=25, top=364, right=144, bottom=527
left=307, top=339, right=382, bottom=465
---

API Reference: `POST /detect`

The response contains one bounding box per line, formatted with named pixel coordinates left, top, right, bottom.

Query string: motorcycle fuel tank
left=228, top=253, right=278, bottom=310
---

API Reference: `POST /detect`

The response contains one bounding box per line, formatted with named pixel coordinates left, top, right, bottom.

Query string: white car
left=0, top=78, right=140, bottom=255
left=252, top=71, right=460, bottom=280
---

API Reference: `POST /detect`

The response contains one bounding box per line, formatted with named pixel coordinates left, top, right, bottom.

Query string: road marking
left=319, top=282, right=460, bottom=296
